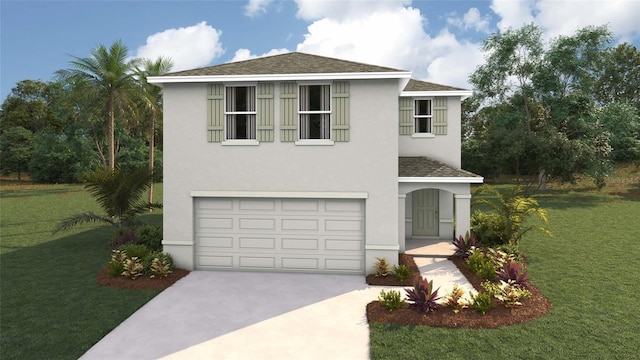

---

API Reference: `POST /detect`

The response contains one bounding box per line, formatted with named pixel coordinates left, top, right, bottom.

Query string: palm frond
left=54, top=212, right=115, bottom=233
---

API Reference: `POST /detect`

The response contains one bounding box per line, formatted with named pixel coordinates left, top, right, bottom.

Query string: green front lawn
left=0, top=183, right=164, bottom=359
left=370, top=190, right=640, bottom=359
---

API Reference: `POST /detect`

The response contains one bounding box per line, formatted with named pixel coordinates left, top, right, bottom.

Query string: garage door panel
left=282, top=238, right=319, bottom=250
left=195, top=198, right=364, bottom=274
left=239, top=237, right=276, bottom=249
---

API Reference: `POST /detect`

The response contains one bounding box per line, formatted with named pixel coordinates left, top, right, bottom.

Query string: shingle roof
left=399, top=157, right=482, bottom=178
left=403, top=79, right=467, bottom=92
left=164, top=52, right=406, bottom=77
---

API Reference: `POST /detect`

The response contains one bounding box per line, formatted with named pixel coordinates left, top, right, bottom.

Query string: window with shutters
left=299, top=84, right=331, bottom=140
left=225, top=86, right=256, bottom=140
left=414, top=98, right=432, bottom=134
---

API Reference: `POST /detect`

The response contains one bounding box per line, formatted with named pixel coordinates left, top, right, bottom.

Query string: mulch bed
left=96, top=268, right=190, bottom=290
left=366, top=254, right=552, bottom=329
left=365, top=253, right=421, bottom=286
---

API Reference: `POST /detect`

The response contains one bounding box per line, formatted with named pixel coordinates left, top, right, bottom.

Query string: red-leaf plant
left=405, top=277, right=441, bottom=314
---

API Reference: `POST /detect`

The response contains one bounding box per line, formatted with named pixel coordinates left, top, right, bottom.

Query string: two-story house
left=148, top=52, right=482, bottom=275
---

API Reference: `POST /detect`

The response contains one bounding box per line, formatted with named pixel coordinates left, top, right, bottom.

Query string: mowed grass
left=0, top=183, right=164, bottom=359
left=370, top=189, right=640, bottom=359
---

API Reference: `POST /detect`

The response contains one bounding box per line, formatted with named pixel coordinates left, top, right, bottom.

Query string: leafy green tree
left=28, top=125, right=99, bottom=183
left=56, top=40, right=140, bottom=170
left=595, top=43, right=640, bottom=110
left=55, top=166, right=162, bottom=232
left=0, top=126, right=34, bottom=181
left=467, top=24, right=615, bottom=187
left=598, top=102, right=640, bottom=162
left=471, top=185, right=551, bottom=247
left=0, top=80, right=72, bottom=134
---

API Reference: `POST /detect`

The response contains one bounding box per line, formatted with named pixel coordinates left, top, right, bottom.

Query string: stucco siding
left=398, top=96, right=462, bottom=167
left=162, top=79, right=399, bottom=270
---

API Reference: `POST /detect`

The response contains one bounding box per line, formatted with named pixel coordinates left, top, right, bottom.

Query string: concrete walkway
left=81, top=241, right=474, bottom=360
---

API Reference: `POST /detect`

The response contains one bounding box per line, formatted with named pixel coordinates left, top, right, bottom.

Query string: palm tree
left=55, top=166, right=162, bottom=232
left=56, top=40, right=139, bottom=169
left=134, top=57, right=173, bottom=208
left=471, top=184, right=551, bottom=246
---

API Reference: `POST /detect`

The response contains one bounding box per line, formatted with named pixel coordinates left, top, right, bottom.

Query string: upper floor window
left=299, top=84, right=331, bottom=140
left=414, top=99, right=432, bottom=134
left=225, top=86, right=256, bottom=140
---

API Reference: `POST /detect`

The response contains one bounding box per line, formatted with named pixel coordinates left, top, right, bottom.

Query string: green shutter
left=332, top=81, right=350, bottom=142
left=257, top=83, right=274, bottom=142
left=207, top=84, right=224, bottom=142
left=399, top=97, right=413, bottom=135
left=279, top=82, right=297, bottom=142
left=433, top=97, right=448, bottom=135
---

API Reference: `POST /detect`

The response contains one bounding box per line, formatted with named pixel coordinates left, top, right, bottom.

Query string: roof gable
left=165, top=52, right=406, bottom=77
left=403, top=79, right=466, bottom=92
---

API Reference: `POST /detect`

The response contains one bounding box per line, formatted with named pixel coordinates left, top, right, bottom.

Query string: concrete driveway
left=81, top=255, right=474, bottom=360
left=80, top=271, right=377, bottom=360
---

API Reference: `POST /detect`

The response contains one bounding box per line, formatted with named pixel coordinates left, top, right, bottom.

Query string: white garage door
left=194, top=198, right=365, bottom=274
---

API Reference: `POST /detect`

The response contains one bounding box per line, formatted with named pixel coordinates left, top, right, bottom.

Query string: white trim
left=411, top=133, right=436, bottom=138
left=221, top=140, right=260, bottom=146
left=295, top=139, right=334, bottom=146
left=398, top=177, right=484, bottom=183
left=454, top=194, right=473, bottom=199
left=162, top=240, right=193, bottom=246
left=365, top=244, right=400, bottom=251
left=401, top=90, right=473, bottom=100
left=440, top=218, right=454, bottom=223
left=190, top=190, right=369, bottom=199
left=148, top=71, right=412, bottom=85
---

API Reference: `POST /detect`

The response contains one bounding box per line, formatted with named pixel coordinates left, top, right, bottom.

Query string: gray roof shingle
left=402, top=79, right=467, bottom=92
left=164, top=52, right=406, bottom=77
left=399, top=157, right=482, bottom=178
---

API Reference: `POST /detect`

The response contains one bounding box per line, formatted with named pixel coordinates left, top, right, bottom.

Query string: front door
left=412, top=189, right=439, bottom=236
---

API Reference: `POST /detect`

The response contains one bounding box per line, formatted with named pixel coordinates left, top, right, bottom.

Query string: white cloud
left=491, top=0, right=640, bottom=42
left=447, top=8, right=492, bottom=33
left=245, top=0, right=272, bottom=17
left=135, top=21, right=225, bottom=71
left=295, top=5, right=481, bottom=89
left=295, top=0, right=411, bottom=21
left=230, top=48, right=290, bottom=62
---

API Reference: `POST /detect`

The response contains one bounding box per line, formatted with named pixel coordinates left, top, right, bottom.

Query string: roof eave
left=400, top=90, right=474, bottom=100
left=398, top=176, right=484, bottom=183
left=148, top=71, right=412, bottom=84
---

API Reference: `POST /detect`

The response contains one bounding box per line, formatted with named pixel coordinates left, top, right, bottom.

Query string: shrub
left=106, top=260, right=124, bottom=278
left=493, top=280, right=531, bottom=307
left=119, top=244, right=151, bottom=260
left=149, top=257, right=173, bottom=278
left=143, top=252, right=175, bottom=276
left=110, top=229, right=139, bottom=249
left=373, top=257, right=390, bottom=277
left=121, top=257, right=143, bottom=279
left=487, top=248, right=516, bottom=270
left=137, top=225, right=163, bottom=252
left=405, top=278, right=440, bottom=314
left=498, top=261, right=528, bottom=285
left=378, top=290, right=406, bottom=313
left=466, top=251, right=497, bottom=282
left=452, top=231, right=476, bottom=259
left=392, top=264, right=412, bottom=281
left=443, top=284, right=468, bottom=313
left=470, top=292, right=495, bottom=315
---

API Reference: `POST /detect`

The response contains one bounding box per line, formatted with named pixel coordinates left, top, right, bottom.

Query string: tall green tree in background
left=56, top=40, right=139, bottom=170
left=135, top=57, right=173, bottom=207
left=467, top=24, right=615, bottom=188
left=0, top=126, right=34, bottom=181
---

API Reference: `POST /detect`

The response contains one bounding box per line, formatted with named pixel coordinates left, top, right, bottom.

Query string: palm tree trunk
left=148, top=110, right=155, bottom=211
left=108, top=93, right=115, bottom=169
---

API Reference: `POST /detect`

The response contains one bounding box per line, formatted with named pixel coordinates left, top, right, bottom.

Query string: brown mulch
left=366, top=254, right=553, bottom=329
left=96, top=268, right=190, bottom=290
left=365, top=253, right=421, bottom=286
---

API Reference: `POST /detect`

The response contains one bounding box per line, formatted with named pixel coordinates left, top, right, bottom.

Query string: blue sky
left=2, top=0, right=639, bottom=101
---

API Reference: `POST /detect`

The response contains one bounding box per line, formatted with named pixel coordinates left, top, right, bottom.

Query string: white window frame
left=223, top=84, right=258, bottom=145
left=297, top=83, right=333, bottom=145
left=413, top=97, right=434, bottom=138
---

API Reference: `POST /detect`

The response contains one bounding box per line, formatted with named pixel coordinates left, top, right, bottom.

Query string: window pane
left=306, top=85, right=329, bottom=111
left=416, top=118, right=431, bottom=133
left=415, top=100, right=431, bottom=115
left=235, top=87, right=248, bottom=112
left=234, top=114, right=248, bottom=139
left=308, top=114, right=322, bottom=139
